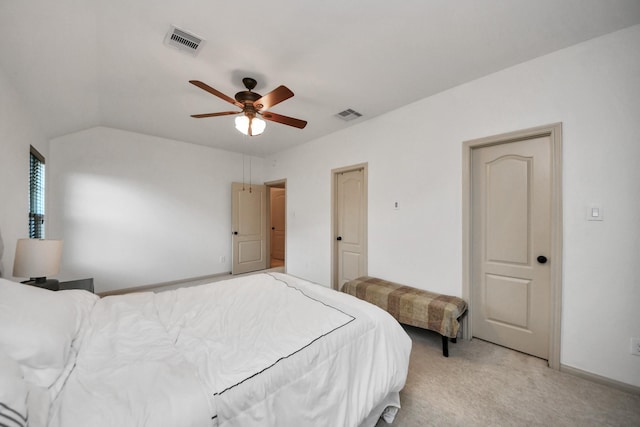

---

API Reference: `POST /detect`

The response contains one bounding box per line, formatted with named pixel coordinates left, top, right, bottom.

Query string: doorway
left=332, top=163, right=368, bottom=290
left=462, top=123, right=563, bottom=369
left=266, top=180, right=286, bottom=269
left=231, top=180, right=287, bottom=275
left=231, top=182, right=267, bottom=275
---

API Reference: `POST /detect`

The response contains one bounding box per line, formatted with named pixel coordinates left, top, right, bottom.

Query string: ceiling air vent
left=335, top=108, right=362, bottom=121
left=164, top=25, right=205, bottom=55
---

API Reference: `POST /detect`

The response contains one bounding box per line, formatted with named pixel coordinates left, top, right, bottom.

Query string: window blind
left=29, top=147, right=45, bottom=239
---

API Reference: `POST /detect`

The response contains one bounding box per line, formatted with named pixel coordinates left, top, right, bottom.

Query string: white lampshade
left=13, top=238, right=63, bottom=279
left=235, top=115, right=266, bottom=136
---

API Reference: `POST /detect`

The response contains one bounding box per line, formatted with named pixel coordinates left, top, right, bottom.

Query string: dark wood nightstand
left=58, top=278, right=94, bottom=293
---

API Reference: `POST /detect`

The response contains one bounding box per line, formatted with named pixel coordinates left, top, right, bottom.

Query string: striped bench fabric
left=341, top=276, right=468, bottom=357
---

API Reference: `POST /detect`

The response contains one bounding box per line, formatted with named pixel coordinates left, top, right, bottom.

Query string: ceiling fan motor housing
left=235, top=91, right=261, bottom=104
left=235, top=77, right=262, bottom=109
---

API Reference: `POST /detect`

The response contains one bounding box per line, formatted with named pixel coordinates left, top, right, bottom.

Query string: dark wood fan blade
left=254, top=85, right=294, bottom=110
left=189, top=80, right=243, bottom=108
left=191, top=111, right=241, bottom=118
left=260, top=111, right=307, bottom=129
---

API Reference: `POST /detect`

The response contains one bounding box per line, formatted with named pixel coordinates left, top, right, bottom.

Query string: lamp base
left=22, top=277, right=60, bottom=291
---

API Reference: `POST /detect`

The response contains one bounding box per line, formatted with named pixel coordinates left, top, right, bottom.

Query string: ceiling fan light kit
left=235, top=115, right=266, bottom=136
left=189, top=77, right=307, bottom=137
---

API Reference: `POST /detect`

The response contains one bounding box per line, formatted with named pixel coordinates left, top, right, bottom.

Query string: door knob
left=336, top=236, right=342, bottom=241
left=537, top=255, right=548, bottom=264
left=272, top=227, right=276, bottom=230
left=233, top=231, right=238, bottom=235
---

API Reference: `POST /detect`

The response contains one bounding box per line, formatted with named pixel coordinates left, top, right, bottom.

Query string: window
left=29, top=146, right=46, bottom=239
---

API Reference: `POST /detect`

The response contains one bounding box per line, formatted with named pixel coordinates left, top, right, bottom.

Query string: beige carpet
left=377, top=325, right=640, bottom=427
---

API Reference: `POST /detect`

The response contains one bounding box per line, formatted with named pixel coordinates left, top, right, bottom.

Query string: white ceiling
left=1, top=0, right=639, bottom=156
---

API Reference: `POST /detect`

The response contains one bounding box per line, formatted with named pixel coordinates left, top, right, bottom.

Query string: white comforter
left=49, top=273, right=412, bottom=427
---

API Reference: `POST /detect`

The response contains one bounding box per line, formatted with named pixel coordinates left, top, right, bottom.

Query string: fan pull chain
left=242, top=153, right=246, bottom=192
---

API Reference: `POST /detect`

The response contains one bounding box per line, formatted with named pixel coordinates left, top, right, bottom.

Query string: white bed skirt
left=359, top=392, right=401, bottom=427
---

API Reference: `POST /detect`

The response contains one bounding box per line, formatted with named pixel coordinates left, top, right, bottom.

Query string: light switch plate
left=587, top=205, right=603, bottom=221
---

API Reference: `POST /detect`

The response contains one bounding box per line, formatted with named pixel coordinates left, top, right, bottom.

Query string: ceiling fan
left=189, top=77, right=307, bottom=136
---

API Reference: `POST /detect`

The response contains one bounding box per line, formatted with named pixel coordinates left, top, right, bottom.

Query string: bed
left=0, top=272, right=411, bottom=427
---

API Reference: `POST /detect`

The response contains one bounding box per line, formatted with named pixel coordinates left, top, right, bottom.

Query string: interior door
left=232, top=182, right=267, bottom=275
left=471, top=136, right=551, bottom=359
left=270, top=187, right=285, bottom=261
left=335, top=168, right=366, bottom=290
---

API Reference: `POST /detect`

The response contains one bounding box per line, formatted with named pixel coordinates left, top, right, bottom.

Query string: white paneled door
left=471, top=136, right=552, bottom=359
left=335, top=167, right=367, bottom=290
left=232, top=182, right=267, bottom=275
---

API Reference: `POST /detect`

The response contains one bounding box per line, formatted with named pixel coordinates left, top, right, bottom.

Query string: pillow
left=48, top=289, right=100, bottom=400
left=0, top=349, right=50, bottom=427
left=0, top=278, right=91, bottom=388
left=0, top=349, right=28, bottom=427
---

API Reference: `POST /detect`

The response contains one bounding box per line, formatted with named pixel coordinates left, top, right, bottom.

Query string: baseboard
left=560, top=364, right=640, bottom=396
left=98, top=271, right=231, bottom=297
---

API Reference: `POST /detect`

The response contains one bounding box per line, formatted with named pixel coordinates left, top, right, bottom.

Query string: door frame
left=331, top=163, right=368, bottom=290
left=462, top=123, right=563, bottom=369
left=265, top=179, right=286, bottom=271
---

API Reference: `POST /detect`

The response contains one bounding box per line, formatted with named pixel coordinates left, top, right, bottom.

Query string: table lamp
left=13, top=238, right=63, bottom=290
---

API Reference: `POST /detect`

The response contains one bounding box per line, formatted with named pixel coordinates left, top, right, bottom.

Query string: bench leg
left=441, top=335, right=449, bottom=357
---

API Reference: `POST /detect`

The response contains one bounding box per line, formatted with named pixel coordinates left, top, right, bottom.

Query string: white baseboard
left=560, top=364, right=640, bottom=396
left=97, top=267, right=286, bottom=297
left=98, top=271, right=231, bottom=297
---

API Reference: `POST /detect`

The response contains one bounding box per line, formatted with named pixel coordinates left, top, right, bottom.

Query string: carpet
left=377, top=325, right=640, bottom=427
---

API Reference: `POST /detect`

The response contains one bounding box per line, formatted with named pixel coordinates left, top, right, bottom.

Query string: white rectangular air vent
left=164, top=25, right=205, bottom=55
left=335, top=108, right=362, bottom=121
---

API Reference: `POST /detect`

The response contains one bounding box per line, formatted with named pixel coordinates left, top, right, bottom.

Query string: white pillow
left=48, top=289, right=100, bottom=400
left=0, top=349, right=28, bottom=427
left=0, top=278, right=89, bottom=388
left=0, top=349, right=50, bottom=427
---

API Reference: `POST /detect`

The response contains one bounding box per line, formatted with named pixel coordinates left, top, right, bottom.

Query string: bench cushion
left=341, top=276, right=467, bottom=338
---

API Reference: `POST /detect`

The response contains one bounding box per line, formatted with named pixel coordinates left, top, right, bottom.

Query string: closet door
left=335, top=167, right=367, bottom=290
left=471, top=136, right=552, bottom=359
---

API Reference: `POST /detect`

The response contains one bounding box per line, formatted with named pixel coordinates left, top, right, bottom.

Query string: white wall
left=0, top=66, right=49, bottom=280
left=265, top=26, right=640, bottom=387
left=49, top=127, right=264, bottom=292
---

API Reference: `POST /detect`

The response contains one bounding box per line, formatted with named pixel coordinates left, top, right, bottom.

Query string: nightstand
left=58, top=278, right=94, bottom=293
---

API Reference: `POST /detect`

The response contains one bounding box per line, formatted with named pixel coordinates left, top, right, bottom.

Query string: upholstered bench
left=341, top=276, right=468, bottom=357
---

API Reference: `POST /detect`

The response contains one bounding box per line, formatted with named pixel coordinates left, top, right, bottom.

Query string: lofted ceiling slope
left=1, top=0, right=639, bottom=156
